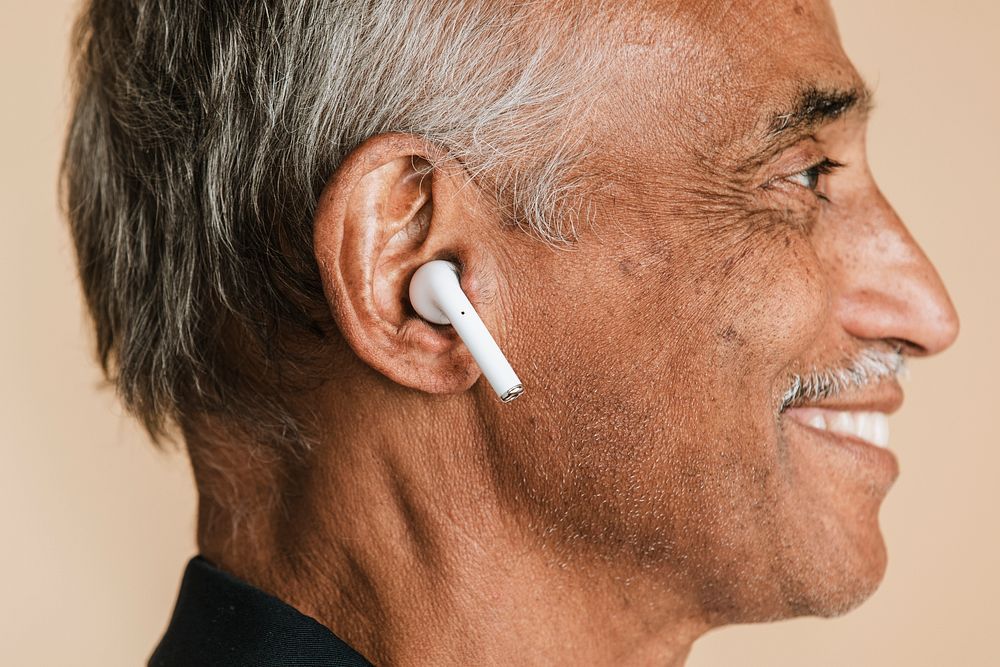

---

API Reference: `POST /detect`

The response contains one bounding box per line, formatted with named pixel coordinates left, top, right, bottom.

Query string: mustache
left=779, top=346, right=907, bottom=411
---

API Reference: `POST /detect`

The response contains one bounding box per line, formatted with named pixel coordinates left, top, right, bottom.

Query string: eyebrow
left=767, top=84, right=873, bottom=138
left=742, top=83, right=874, bottom=168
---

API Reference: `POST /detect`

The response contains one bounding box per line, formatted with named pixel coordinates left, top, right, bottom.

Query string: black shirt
left=150, top=556, right=374, bottom=666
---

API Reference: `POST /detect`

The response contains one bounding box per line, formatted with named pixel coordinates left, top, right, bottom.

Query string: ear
left=312, top=133, right=499, bottom=396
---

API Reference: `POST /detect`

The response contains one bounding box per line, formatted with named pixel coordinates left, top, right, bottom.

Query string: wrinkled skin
left=481, top=0, right=959, bottom=622
left=199, top=1, right=959, bottom=665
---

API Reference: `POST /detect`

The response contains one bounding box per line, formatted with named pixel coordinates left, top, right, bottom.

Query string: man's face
left=481, top=0, right=958, bottom=625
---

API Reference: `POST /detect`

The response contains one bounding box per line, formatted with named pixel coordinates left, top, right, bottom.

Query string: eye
left=784, top=157, right=845, bottom=202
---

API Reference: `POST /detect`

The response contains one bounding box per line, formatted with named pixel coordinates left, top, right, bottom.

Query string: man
left=62, top=0, right=958, bottom=665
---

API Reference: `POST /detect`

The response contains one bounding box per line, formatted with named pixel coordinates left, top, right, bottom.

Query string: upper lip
left=784, top=380, right=905, bottom=415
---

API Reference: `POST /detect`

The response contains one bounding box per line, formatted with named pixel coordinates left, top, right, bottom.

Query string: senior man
left=63, top=0, right=958, bottom=665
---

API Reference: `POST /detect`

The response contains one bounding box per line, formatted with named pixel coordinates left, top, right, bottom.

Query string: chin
left=786, top=521, right=892, bottom=621
left=712, top=512, right=893, bottom=625
left=692, top=536, right=890, bottom=627
left=820, top=542, right=889, bottom=618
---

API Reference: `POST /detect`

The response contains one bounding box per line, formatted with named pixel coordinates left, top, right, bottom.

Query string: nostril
left=885, top=337, right=927, bottom=358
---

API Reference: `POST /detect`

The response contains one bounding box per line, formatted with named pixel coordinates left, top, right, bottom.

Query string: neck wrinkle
left=192, top=382, right=711, bottom=666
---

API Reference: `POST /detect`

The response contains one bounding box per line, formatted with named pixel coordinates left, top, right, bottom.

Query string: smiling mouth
left=784, top=408, right=890, bottom=448
left=777, top=347, right=907, bottom=451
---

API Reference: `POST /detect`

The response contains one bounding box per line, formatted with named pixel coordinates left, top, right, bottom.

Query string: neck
left=193, top=378, right=710, bottom=666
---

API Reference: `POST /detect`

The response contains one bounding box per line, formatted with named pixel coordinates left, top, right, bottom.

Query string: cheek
left=484, top=216, right=831, bottom=560
left=713, top=223, right=830, bottom=379
left=613, top=207, right=831, bottom=404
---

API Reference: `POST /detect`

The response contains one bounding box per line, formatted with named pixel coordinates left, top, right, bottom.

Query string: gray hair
left=780, top=347, right=908, bottom=411
left=62, top=1, right=604, bottom=451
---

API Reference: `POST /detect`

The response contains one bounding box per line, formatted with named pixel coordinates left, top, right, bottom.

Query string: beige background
left=1, top=1, right=996, bottom=665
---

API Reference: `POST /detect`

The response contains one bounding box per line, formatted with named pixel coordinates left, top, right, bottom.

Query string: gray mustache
left=779, top=347, right=907, bottom=411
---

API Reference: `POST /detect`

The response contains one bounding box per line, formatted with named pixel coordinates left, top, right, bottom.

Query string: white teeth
left=855, top=412, right=871, bottom=442
left=872, top=414, right=890, bottom=447
left=802, top=411, right=890, bottom=448
left=830, top=411, right=854, bottom=434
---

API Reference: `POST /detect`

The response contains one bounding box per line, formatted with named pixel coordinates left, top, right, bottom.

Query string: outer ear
left=312, top=133, right=497, bottom=396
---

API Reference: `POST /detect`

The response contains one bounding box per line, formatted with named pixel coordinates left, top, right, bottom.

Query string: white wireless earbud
left=408, top=260, right=524, bottom=403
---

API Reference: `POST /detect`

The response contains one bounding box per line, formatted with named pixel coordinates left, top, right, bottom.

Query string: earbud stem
left=409, top=260, right=523, bottom=403
left=432, top=283, right=523, bottom=403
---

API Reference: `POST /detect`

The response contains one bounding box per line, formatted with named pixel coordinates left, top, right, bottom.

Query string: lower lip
left=782, top=409, right=900, bottom=489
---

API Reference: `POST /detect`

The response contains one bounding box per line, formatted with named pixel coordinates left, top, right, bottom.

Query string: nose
left=830, top=187, right=959, bottom=356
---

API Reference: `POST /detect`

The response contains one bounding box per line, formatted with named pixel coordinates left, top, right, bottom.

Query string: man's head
left=64, top=0, right=958, bottom=634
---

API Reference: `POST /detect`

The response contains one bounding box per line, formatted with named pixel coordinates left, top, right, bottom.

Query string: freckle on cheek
left=718, top=325, right=744, bottom=346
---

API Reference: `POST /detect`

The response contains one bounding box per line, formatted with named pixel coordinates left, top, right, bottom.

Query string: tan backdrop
left=2, top=2, right=996, bottom=665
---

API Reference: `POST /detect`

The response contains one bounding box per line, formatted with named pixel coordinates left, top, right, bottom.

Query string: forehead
left=603, top=0, right=863, bottom=151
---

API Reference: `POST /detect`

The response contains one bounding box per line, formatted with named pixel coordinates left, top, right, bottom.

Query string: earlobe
left=311, top=133, right=486, bottom=396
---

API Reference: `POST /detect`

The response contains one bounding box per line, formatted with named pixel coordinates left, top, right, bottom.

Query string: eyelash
left=785, top=157, right=845, bottom=202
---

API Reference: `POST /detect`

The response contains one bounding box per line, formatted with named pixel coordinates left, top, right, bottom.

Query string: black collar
left=150, top=556, right=374, bottom=666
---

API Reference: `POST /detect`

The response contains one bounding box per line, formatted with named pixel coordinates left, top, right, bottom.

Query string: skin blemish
left=719, top=325, right=744, bottom=345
